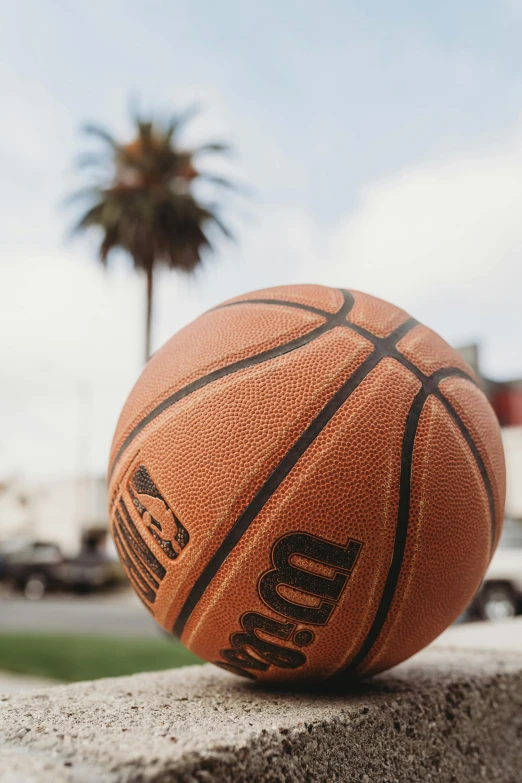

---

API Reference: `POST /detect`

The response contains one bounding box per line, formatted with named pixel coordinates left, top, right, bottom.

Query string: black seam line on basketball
left=211, top=289, right=356, bottom=319
left=391, top=354, right=478, bottom=388
left=211, top=298, right=333, bottom=318
left=338, top=383, right=429, bottom=678
left=344, top=317, right=419, bottom=346
left=335, top=365, right=493, bottom=679
left=172, top=320, right=420, bottom=639
left=339, top=315, right=489, bottom=546
left=435, top=390, right=496, bottom=554
left=344, top=318, right=480, bottom=391
left=107, top=290, right=355, bottom=481
left=386, top=362, right=494, bottom=553
left=388, top=367, right=497, bottom=552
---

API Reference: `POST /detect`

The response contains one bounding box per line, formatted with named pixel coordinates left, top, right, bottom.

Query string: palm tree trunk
left=145, top=266, right=154, bottom=362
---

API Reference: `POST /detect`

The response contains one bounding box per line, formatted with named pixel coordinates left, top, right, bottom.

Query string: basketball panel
left=109, top=303, right=328, bottom=473
left=354, top=396, right=491, bottom=678
left=438, top=377, right=506, bottom=551
left=347, top=290, right=410, bottom=337
left=219, top=283, right=344, bottom=314
left=396, top=324, right=477, bottom=379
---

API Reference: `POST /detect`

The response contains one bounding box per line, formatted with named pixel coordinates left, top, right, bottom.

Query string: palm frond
left=197, top=174, right=237, bottom=191
left=194, top=142, right=232, bottom=155
left=137, top=119, right=154, bottom=149
left=164, top=104, right=200, bottom=143
left=82, top=124, right=119, bottom=148
left=208, top=211, right=235, bottom=241
left=73, top=202, right=106, bottom=232
left=76, top=152, right=112, bottom=169
left=62, top=186, right=102, bottom=208
left=99, top=224, right=121, bottom=263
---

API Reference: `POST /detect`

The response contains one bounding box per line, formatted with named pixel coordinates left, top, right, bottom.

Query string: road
left=0, top=591, right=160, bottom=638
left=2, top=590, right=522, bottom=651
left=0, top=671, right=57, bottom=693
left=438, top=614, right=522, bottom=652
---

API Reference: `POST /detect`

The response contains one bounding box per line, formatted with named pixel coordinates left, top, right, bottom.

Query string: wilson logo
left=111, top=463, right=188, bottom=609
left=216, top=532, right=363, bottom=679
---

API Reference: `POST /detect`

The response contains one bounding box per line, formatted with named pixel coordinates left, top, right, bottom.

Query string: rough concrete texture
left=1, top=645, right=522, bottom=783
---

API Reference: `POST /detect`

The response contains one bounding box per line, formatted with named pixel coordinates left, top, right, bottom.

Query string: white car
left=470, top=519, right=522, bottom=621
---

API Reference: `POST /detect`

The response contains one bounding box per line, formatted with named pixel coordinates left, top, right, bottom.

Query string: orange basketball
left=108, top=285, right=505, bottom=683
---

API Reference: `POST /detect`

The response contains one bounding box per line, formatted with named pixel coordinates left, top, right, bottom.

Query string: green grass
left=0, top=633, right=202, bottom=682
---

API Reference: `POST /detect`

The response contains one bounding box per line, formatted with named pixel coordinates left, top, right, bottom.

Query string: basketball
left=108, top=284, right=506, bottom=683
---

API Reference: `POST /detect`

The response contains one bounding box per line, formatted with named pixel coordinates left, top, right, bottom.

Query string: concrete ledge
left=1, top=646, right=521, bottom=783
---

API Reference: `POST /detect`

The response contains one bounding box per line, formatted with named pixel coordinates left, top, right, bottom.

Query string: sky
left=1, top=0, right=522, bottom=480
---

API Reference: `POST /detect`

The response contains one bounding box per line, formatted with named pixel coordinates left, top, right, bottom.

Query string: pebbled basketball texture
left=108, top=285, right=506, bottom=683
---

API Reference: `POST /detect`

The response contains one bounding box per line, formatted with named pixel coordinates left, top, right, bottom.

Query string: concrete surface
left=0, top=644, right=521, bottom=783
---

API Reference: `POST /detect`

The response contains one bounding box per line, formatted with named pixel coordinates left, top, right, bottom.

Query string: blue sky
left=1, top=0, right=522, bottom=479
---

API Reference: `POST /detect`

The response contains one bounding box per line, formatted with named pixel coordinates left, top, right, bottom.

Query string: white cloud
left=0, top=249, right=142, bottom=480
left=0, top=64, right=72, bottom=175
left=508, top=1, right=522, bottom=16
left=326, top=126, right=522, bottom=374
left=332, top=144, right=522, bottom=298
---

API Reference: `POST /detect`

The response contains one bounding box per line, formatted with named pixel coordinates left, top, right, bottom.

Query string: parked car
left=0, top=539, right=123, bottom=599
left=0, top=540, right=64, bottom=599
left=0, top=540, right=28, bottom=583
left=58, top=551, right=123, bottom=594
left=470, top=519, right=522, bottom=621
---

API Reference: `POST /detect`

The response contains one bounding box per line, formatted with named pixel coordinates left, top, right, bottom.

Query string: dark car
left=0, top=540, right=65, bottom=599
left=58, top=551, right=123, bottom=594
left=0, top=538, right=125, bottom=598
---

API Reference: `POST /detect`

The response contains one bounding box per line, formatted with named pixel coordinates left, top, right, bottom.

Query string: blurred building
left=0, top=476, right=108, bottom=557
left=458, top=344, right=522, bottom=520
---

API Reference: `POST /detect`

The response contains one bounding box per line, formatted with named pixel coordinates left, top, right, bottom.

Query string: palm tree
left=70, top=110, right=235, bottom=361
